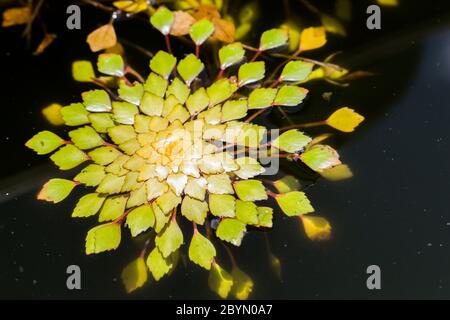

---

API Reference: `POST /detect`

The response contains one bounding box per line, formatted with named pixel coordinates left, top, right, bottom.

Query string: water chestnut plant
left=25, top=5, right=364, bottom=299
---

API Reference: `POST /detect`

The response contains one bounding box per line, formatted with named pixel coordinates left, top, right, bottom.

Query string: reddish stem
left=164, top=34, right=172, bottom=54
left=250, top=50, right=262, bottom=62
left=245, top=109, right=267, bottom=123
left=216, top=68, right=225, bottom=80
left=267, top=190, right=278, bottom=198
left=195, top=44, right=200, bottom=58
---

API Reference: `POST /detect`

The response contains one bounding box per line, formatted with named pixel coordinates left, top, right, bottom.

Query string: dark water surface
left=1, top=0, right=450, bottom=299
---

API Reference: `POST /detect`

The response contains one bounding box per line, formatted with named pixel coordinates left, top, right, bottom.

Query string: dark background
left=1, top=0, right=450, bottom=299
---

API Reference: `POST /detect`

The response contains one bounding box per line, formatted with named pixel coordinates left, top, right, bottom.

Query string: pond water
left=1, top=0, right=450, bottom=299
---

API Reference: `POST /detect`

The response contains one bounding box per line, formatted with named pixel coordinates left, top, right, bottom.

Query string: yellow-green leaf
left=189, top=19, right=215, bottom=45
left=189, top=230, right=216, bottom=270
left=186, top=87, right=209, bottom=115
left=181, top=196, right=208, bottom=224
left=150, top=6, right=174, bottom=35
left=37, top=178, right=76, bottom=203
left=209, top=194, right=236, bottom=218
left=126, top=204, right=155, bottom=237
left=108, top=125, right=136, bottom=144
left=256, top=206, right=273, bottom=228
left=146, top=247, right=173, bottom=281
left=72, top=60, right=95, bottom=82
left=273, top=175, right=300, bottom=193
left=149, top=51, right=177, bottom=79
left=280, top=61, right=314, bottom=82
left=113, top=101, right=139, bottom=125
left=97, top=53, right=124, bottom=77
left=234, top=157, right=265, bottom=179
left=276, top=191, right=314, bottom=216
left=300, top=145, right=341, bottom=172
left=155, top=218, right=183, bottom=258
left=82, top=89, right=111, bottom=112
left=219, top=42, right=245, bottom=69
left=69, top=126, right=104, bottom=150
left=231, top=267, right=253, bottom=300
left=85, top=223, right=121, bottom=254
left=118, top=81, right=144, bottom=105
left=207, top=78, right=237, bottom=106
left=216, top=218, right=246, bottom=246
left=166, top=78, right=190, bottom=104
left=25, top=131, right=64, bottom=155
left=88, top=146, right=122, bottom=165
left=233, top=180, right=267, bottom=201
left=89, top=113, right=115, bottom=133
left=96, top=173, right=126, bottom=194
left=74, top=164, right=106, bottom=187
left=272, top=130, right=311, bottom=153
left=144, top=72, right=168, bottom=97
left=50, top=144, right=88, bottom=170
left=177, top=54, right=204, bottom=85
left=61, top=103, right=90, bottom=126
left=72, top=193, right=106, bottom=218
left=98, top=194, right=128, bottom=222
left=320, top=164, right=353, bottom=181
left=273, top=85, right=308, bottom=106
left=236, top=200, right=258, bottom=225
left=259, top=28, right=288, bottom=51
left=238, top=61, right=265, bottom=86
left=248, top=88, right=277, bottom=109
left=221, top=99, right=248, bottom=122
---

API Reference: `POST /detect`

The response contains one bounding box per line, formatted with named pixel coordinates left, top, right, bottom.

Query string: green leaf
left=82, top=89, right=112, bottom=112
left=216, top=218, right=246, bottom=246
left=112, top=101, right=139, bottom=125
left=121, top=257, right=148, bottom=293
left=300, top=145, right=341, bottom=172
left=234, top=157, right=265, bottom=179
left=280, top=61, right=314, bottom=82
left=74, top=164, right=106, bottom=186
left=221, top=99, right=248, bottom=122
left=248, top=88, right=277, bottom=109
left=219, top=43, right=245, bottom=69
left=88, top=146, right=122, bottom=165
left=177, top=54, right=204, bottom=85
left=146, top=247, right=173, bottom=281
left=184, top=177, right=207, bottom=201
left=209, top=194, right=236, bottom=218
left=256, top=206, right=273, bottom=228
left=236, top=200, right=258, bottom=225
left=72, top=60, right=95, bottom=82
left=150, top=6, right=174, bottom=35
left=37, top=178, right=76, bottom=203
left=207, top=79, right=237, bottom=106
left=108, top=125, right=136, bottom=144
left=50, top=144, right=87, bottom=170
left=189, top=231, right=216, bottom=270
left=273, top=85, right=308, bottom=106
left=189, top=19, right=215, bottom=45
left=259, top=28, right=288, bottom=51
left=155, top=219, right=183, bottom=258
left=118, top=81, right=144, bottom=105
left=166, top=78, right=190, bottom=104
left=238, top=61, right=265, bottom=86
left=208, top=262, right=234, bottom=299
left=186, top=87, right=209, bottom=115
left=233, top=179, right=268, bottom=201
left=276, top=191, right=314, bottom=216
left=156, top=191, right=181, bottom=214
left=72, top=193, right=106, bottom=217
left=96, top=173, right=126, bottom=194
left=126, top=184, right=147, bottom=208
left=85, top=223, right=121, bottom=255
left=149, top=51, right=176, bottom=79
left=144, top=72, right=168, bottom=97
left=140, top=92, right=164, bottom=117
left=272, top=130, right=311, bottom=153
left=98, top=194, right=128, bottom=222
left=273, top=175, right=300, bottom=193
left=231, top=267, right=254, bottom=300
left=69, top=126, right=104, bottom=150
left=206, top=174, right=234, bottom=194
left=152, top=202, right=171, bottom=233
left=61, top=103, right=90, bottom=126
left=25, top=131, right=64, bottom=155
left=167, top=104, right=190, bottom=123
left=126, top=204, right=155, bottom=237
left=181, top=196, right=208, bottom=224
left=97, top=53, right=124, bottom=77
left=88, top=113, right=115, bottom=133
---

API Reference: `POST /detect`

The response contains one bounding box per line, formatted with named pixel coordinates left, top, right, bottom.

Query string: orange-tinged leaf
left=113, top=0, right=148, bottom=13
left=33, top=33, right=57, bottom=56
left=326, top=107, right=364, bottom=132
left=42, top=103, right=64, bottom=126
left=299, top=27, right=327, bottom=52
left=2, top=7, right=30, bottom=27
left=211, top=17, right=235, bottom=43
left=320, top=164, right=353, bottom=181
left=37, top=179, right=76, bottom=203
left=301, top=216, right=332, bottom=241
left=86, top=24, right=117, bottom=52
left=194, top=4, right=221, bottom=20
left=170, top=11, right=196, bottom=36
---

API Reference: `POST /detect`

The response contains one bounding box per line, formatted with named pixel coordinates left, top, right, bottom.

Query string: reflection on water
left=1, top=0, right=450, bottom=299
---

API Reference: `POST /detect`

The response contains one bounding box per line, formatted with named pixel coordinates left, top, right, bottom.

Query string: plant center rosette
left=25, top=8, right=364, bottom=298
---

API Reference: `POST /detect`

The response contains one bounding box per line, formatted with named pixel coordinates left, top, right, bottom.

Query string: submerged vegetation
left=10, top=0, right=373, bottom=298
